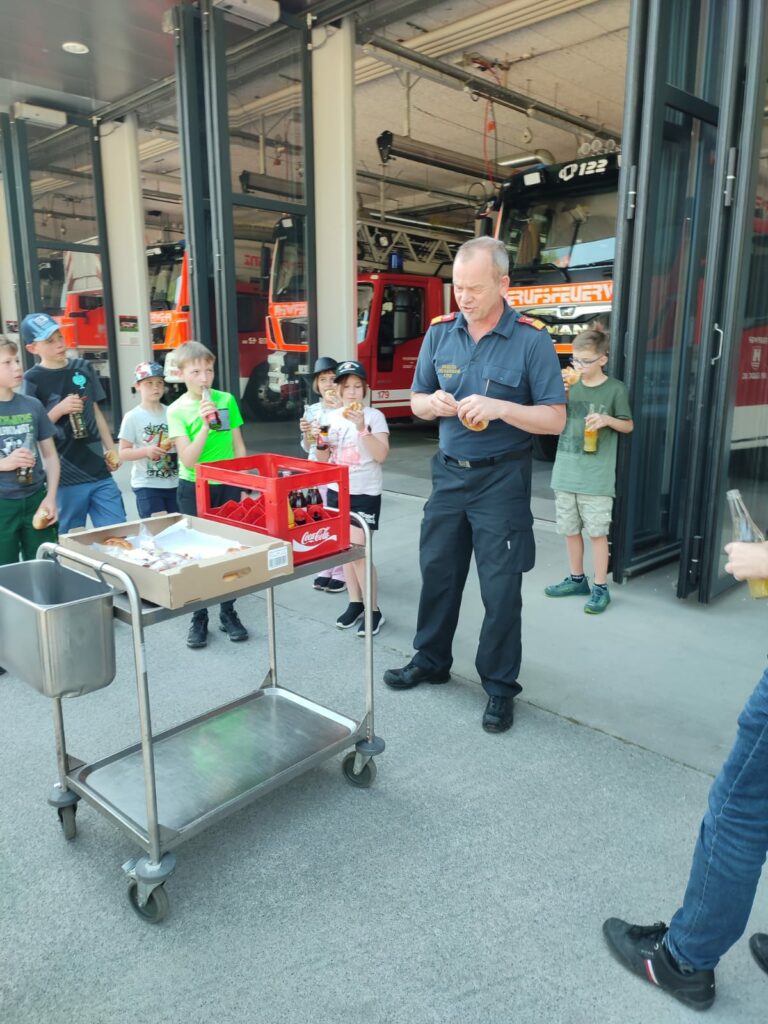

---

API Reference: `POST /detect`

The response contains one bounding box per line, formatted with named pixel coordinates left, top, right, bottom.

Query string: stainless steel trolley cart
left=33, top=513, right=383, bottom=924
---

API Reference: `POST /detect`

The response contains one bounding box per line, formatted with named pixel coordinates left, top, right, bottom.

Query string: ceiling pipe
left=377, top=131, right=501, bottom=182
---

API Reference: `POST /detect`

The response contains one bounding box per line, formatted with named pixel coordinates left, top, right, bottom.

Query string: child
left=545, top=328, right=633, bottom=613
left=315, top=360, right=389, bottom=636
left=298, top=355, right=346, bottom=594
left=118, top=362, right=178, bottom=519
left=166, top=341, right=249, bottom=649
left=20, top=312, right=126, bottom=534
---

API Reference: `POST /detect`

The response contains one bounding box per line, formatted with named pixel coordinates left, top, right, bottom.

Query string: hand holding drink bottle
left=725, top=489, right=768, bottom=597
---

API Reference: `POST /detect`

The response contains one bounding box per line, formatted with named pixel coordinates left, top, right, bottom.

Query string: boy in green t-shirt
left=545, top=328, right=633, bottom=614
left=167, top=341, right=250, bottom=649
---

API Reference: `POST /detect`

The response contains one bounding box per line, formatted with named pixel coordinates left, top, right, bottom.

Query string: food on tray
left=342, top=401, right=363, bottom=418
left=103, top=536, right=133, bottom=550
left=562, top=366, right=581, bottom=387
left=32, top=507, right=53, bottom=530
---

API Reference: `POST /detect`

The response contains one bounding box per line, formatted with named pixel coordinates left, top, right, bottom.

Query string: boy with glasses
left=544, top=328, right=633, bottom=613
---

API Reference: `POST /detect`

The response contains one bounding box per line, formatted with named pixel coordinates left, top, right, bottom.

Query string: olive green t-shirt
left=550, top=376, right=632, bottom=497
left=166, top=388, right=244, bottom=483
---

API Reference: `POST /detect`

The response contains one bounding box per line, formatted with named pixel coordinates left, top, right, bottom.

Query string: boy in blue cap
left=21, top=313, right=126, bottom=534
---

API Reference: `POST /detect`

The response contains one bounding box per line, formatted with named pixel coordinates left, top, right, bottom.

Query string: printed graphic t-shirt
left=166, top=389, right=243, bottom=482
left=23, top=358, right=110, bottom=487
left=0, top=392, right=55, bottom=499
left=118, top=405, right=178, bottom=490
left=326, top=406, right=389, bottom=495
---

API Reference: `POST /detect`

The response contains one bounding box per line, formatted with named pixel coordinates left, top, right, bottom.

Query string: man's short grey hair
left=454, top=237, right=509, bottom=280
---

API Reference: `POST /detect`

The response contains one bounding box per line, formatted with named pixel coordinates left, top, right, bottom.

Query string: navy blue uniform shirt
left=411, top=304, right=565, bottom=460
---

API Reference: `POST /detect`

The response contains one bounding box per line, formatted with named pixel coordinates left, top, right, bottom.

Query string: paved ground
left=1, top=422, right=767, bottom=1023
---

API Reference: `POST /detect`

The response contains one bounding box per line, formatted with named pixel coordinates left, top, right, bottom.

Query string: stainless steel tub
left=0, top=559, right=115, bottom=697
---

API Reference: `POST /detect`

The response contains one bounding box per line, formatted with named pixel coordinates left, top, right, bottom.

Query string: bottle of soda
left=15, top=435, right=35, bottom=486
left=201, top=387, right=222, bottom=430
left=726, top=489, right=768, bottom=598
left=69, top=390, right=88, bottom=439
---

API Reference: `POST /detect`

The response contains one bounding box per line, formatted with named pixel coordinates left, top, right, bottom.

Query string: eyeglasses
left=570, top=355, right=603, bottom=367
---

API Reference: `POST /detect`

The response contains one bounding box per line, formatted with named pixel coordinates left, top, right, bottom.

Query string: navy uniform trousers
left=412, top=451, right=535, bottom=698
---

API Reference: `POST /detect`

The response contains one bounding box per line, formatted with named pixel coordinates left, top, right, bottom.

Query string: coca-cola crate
left=196, top=454, right=350, bottom=565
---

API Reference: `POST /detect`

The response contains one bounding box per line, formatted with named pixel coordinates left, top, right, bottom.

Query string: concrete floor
left=1, top=420, right=767, bottom=1024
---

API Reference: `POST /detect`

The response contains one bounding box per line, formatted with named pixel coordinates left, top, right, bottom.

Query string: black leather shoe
left=750, top=933, right=768, bottom=976
left=219, top=610, right=248, bottom=642
left=482, top=695, right=514, bottom=732
left=187, top=617, right=208, bottom=649
left=383, top=662, right=450, bottom=690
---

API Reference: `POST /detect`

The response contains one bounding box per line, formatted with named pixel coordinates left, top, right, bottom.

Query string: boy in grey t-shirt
left=118, top=362, right=178, bottom=519
left=545, top=328, right=633, bottom=614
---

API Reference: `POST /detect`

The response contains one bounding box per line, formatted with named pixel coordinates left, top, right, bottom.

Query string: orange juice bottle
left=583, top=403, right=598, bottom=453
left=726, top=489, right=768, bottom=598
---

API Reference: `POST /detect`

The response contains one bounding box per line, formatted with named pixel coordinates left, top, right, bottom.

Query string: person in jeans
left=118, top=362, right=178, bottom=518
left=603, top=537, right=768, bottom=1010
left=166, top=341, right=249, bottom=649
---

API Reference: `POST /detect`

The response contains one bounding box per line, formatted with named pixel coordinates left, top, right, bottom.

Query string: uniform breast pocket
left=484, top=363, right=525, bottom=402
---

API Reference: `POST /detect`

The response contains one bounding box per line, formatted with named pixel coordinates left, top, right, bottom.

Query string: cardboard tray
left=59, top=514, right=293, bottom=609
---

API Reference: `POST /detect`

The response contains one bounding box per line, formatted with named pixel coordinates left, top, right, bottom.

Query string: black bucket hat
left=311, top=356, right=338, bottom=376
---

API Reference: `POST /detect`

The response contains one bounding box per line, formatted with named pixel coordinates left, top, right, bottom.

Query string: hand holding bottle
left=724, top=540, right=768, bottom=582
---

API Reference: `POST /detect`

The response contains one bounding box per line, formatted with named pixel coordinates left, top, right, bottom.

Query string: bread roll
left=32, top=507, right=52, bottom=530
left=342, top=401, right=363, bottom=418
left=562, top=366, right=581, bottom=387
left=103, top=536, right=133, bottom=551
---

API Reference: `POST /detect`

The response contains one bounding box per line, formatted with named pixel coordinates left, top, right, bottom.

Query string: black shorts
left=326, top=489, right=381, bottom=531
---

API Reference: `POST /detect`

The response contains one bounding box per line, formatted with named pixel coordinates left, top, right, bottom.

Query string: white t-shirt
left=326, top=405, right=389, bottom=495
left=118, top=404, right=178, bottom=490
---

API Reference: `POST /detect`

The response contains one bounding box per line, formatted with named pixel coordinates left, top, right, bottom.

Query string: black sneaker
left=356, top=609, right=385, bottom=636
left=314, top=575, right=331, bottom=591
left=324, top=579, right=347, bottom=594
left=482, top=695, right=514, bottom=733
left=336, top=602, right=364, bottom=629
left=602, top=919, right=715, bottom=1011
left=382, top=662, right=450, bottom=689
left=749, top=933, right=768, bottom=976
left=187, top=617, right=208, bottom=649
left=219, top=610, right=248, bottom=642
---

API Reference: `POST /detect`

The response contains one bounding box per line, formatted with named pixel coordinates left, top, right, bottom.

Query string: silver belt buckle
left=457, top=458, right=472, bottom=468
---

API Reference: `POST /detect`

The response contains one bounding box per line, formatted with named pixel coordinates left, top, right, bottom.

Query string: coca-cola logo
left=300, top=526, right=335, bottom=546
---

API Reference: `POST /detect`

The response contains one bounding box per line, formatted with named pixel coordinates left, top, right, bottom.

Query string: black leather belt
left=441, top=448, right=531, bottom=469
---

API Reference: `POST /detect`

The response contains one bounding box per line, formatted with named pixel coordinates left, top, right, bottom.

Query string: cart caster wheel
left=57, top=805, right=77, bottom=840
left=342, top=751, right=377, bottom=788
left=127, top=881, right=170, bottom=924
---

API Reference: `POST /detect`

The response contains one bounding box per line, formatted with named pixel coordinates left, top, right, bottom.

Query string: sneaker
left=356, top=609, right=385, bottom=636
left=544, top=575, right=591, bottom=597
left=584, top=585, right=611, bottom=614
left=336, top=602, right=364, bottom=629
left=324, top=579, right=347, bottom=594
left=187, top=617, right=208, bottom=649
left=219, top=610, right=248, bottom=642
left=749, top=933, right=768, bottom=976
left=314, top=575, right=331, bottom=591
left=602, top=919, right=715, bottom=1011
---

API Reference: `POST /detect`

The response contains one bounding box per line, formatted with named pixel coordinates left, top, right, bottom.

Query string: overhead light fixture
left=62, top=41, right=89, bottom=55
left=377, top=131, right=497, bottom=181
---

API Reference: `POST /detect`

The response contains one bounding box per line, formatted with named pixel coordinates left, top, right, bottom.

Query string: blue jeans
left=667, top=665, right=768, bottom=970
left=133, top=487, right=178, bottom=519
left=58, top=478, right=127, bottom=534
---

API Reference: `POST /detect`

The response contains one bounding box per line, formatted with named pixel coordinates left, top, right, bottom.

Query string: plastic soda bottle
left=726, top=489, right=768, bottom=598
left=583, top=403, right=599, bottom=453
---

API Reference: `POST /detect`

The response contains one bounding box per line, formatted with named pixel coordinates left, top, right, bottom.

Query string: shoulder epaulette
left=517, top=314, right=548, bottom=331
left=430, top=312, right=458, bottom=325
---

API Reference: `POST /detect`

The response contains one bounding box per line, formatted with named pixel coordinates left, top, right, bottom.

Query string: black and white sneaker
left=314, top=575, right=331, bottom=591
left=602, top=919, right=715, bottom=1011
left=356, top=610, right=385, bottom=637
left=324, top=579, right=347, bottom=594
left=336, top=602, right=364, bottom=629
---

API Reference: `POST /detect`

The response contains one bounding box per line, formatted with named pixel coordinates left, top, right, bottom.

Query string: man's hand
left=456, top=394, right=503, bottom=426
left=724, top=541, right=768, bottom=581
left=429, top=390, right=459, bottom=418
left=0, top=448, right=36, bottom=471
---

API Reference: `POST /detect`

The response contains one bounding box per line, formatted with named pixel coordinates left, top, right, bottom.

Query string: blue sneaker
left=545, top=575, right=590, bottom=597
left=584, top=585, right=611, bottom=614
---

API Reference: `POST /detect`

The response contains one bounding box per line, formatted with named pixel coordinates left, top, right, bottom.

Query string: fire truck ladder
left=357, top=217, right=466, bottom=273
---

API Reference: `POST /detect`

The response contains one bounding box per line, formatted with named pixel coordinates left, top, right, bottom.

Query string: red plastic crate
left=195, top=454, right=350, bottom=565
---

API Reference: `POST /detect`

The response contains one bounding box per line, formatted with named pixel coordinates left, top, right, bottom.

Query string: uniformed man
left=383, top=236, right=566, bottom=732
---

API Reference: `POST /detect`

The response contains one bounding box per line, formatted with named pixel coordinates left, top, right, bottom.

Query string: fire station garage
left=2, top=1, right=768, bottom=1020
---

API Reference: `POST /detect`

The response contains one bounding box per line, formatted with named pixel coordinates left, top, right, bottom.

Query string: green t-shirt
left=166, top=388, right=244, bottom=483
left=550, top=376, right=632, bottom=497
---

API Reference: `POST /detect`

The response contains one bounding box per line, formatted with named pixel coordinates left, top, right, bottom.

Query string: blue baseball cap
left=334, top=359, right=367, bottom=382
left=20, top=313, right=61, bottom=345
